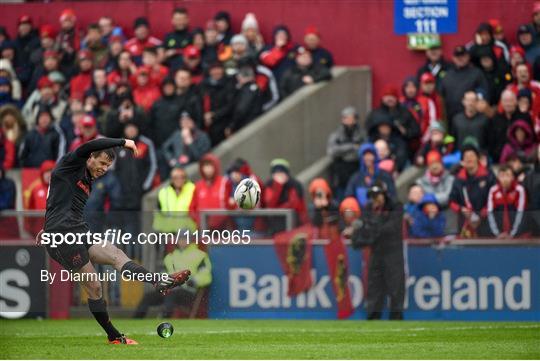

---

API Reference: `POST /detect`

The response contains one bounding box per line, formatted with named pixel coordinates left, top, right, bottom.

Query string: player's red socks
left=88, top=297, right=122, bottom=341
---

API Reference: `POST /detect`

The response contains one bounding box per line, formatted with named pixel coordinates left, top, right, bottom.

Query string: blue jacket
left=409, top=193, right=446, bottom=238
left=345, top=143, right=396, bottom=207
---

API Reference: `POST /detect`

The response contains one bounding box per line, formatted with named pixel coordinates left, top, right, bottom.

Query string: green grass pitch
left=1, top=319, right=539, bottom=359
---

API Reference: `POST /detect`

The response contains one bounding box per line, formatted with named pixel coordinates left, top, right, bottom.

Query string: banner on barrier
left=208, top=244, right=539, bottom=320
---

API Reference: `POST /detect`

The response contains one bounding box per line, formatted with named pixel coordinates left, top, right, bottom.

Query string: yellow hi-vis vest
left=163, top=245, right=212, bottom=288
left=152, top=182, right=196, bottom=233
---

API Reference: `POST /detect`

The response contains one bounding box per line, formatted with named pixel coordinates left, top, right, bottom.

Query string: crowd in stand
left=0, top=8, right=334, bottom=223
left=328, top=7, right=540, bottom=238
left=2, top=6, right=540, bottom=241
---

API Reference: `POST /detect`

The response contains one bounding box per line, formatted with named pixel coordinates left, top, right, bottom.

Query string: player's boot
left=155, top=270, right=191, bottom=295
left=108, top=335, right=138, bottom=345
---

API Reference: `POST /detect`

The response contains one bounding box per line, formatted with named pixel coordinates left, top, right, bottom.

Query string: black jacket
left=177, top=86, right=203, bottom=129
left=451, top=111, right=489, bottom=151
left=198, top=75, right=236, bottom=146
left=366, top=103, right=420, bottom=142
left=148, top=95, right=183, bottom=148
left=229, top=81, right=262, bottom=132
left=19, top=125, right=65, bottom=167
left=104, top=106, right=148, bottom=139
left=440, top=64, right=489, bottom=122
left=279, top=63, right=332, bottom=98
left=353, top=198, right=403, bottom=251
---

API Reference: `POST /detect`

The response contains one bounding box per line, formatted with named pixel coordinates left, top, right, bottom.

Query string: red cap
left=81, top=114, right=96, bottom=127
left=304, top=25, right=320, bottom=37
left=510, top=45, right=526, bottom=58
left=40, top=24, right=57, bottom=39
left=38, top=76, right=54, bottom=90
left=78, top=49, right=92, bottom=61
left=184, top=45, right=201, bottom=58
left=43, top=50, right=59, bottom=59
left=382, top=85, right=399, bottom=98
left=420, top=72, right=436, bottom=84
left=426, top=150, right=442, bottom=166
left=534, top=1, right=540, bottom=14
left=18, top=15, right=32, bottom=26
left=109, top=35, right=123, bottom=44
left=488, top=19, right=503, bottom=34
left=339, top=197, right=361, bottom=216
left=59, top=8, right=76, bottom=22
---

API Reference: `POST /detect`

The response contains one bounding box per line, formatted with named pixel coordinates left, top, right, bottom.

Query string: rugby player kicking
left=37, top=137, right=190, bottom=344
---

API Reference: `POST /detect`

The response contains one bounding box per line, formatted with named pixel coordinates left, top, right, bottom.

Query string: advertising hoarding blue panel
left=208, top=244, right=539, bottom=320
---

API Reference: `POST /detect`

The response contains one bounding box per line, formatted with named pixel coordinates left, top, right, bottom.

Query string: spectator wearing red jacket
left=189, top=153, right=235, bottom=229
left=259, top=25, right=296, bottom=81
left=27, top=160, right=55, bottom=210
left=55, top=8, right=82, bottom=75
left=487, top=165, right=527, bottom=238
left=417, top=72, right=444, bottom=140
left=69, top=114, right=102, bottom=151
left=264, top=158, right=309, bottom=227
left=70, top=49, right=93, bottom=100
left=181, top=45, right=204, bottom=85
left=132, top=67, right=161, bottom=112
left=124, top=17, right=162, bottom=65
left=449, top=144, right=496, bottom=237
left=141, top=47, right=168, bottom=87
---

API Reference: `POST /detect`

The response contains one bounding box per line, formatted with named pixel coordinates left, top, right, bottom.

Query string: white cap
left=241, top=13, right=259, bottom=31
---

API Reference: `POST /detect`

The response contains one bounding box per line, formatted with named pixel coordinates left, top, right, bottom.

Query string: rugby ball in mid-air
left=234, top=178, right=261, bottom=210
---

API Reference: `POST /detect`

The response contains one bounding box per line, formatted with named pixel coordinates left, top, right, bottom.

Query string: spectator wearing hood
left=125, top=17, right=162, bottom=65
left=0, top=76, right=19, bottom=108
left=260, top=25, right=297, bottom=81
left=69, top=114, right=102, bottom=152
left=517, top=24, right=540, bottom=66
left=417, top=72, right=444, bottom=140
left=149, top=77, right=181, bottom=148
left=224, top=65, right=262, bottom=137
left=440, top=45, right=489, bottom=123
left=132, top=67, right=161, bottom=112
left=475, top=45, right=511, bottom=105
left=408, top=193, right=446, bottom=238
left=499, top=119, right=537, bottom=163
left=327, top=106, right=364, bottom=201
left=487, top=165, right=527, bottom=238
left=104, top=90, right=148, bottom=138
left=264, top=158, right=309, bottom=227
left=468, top=22, right=509, bottom=68
left=214, top=11, right=233, bottom=45
left=416, top=42, right=451, bottom=90
left=0, top=105, right=26, bottom=167
left=523, top=144, right=540, bottom=235
left=19, top=106, right=65, bottom=167
left=303, top=26, right=333, bottom=69
left=241, top=13, right=265, bottom=56
left=344, top=143, right=396, bottom=207
left=489, top=89, right=532, bottom=162
left=308, top=177, right=339, bottom=228
left=26, top=160, right=55, bottom=210
left=163, top=8, right=191, bottom=69
left=161, top=111, right=211, bottom=169
left=70, top=49, right=94, bottom=100
left=416, top=151, right=454, bottom=208
left=367, top=110, right=409, bottom=172
left=189, top=153, right=236, bottom=229
left=449, top=144, right=496, bottom=237
left=401, top=76, right=423, bottom=128
left=451, top=91, right=489, bottom=151
left=199, top=62, right=235, bottom=146
left=366, top=85, right=420, bottom=157
left=279, top=46, right=332, bottom=99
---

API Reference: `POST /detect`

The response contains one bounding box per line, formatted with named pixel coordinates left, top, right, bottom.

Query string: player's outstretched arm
left=75, top=138, right=137, bottom=159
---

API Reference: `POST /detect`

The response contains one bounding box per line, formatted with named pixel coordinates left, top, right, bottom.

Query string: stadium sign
left=394, top=0, right=458, bottom=35
left=208, top=244, right=539, bottom=320
left=0, top=246, right=47, bottom=319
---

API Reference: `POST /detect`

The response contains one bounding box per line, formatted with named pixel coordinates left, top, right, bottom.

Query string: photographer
left=350, top=182, right=405, bottom=320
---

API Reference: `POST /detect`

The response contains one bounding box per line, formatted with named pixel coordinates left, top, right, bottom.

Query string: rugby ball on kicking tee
left=234, top=178, right=261, bottom=210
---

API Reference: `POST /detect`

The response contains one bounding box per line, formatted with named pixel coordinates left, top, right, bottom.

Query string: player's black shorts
left=43, top=226, right=92, bottom=271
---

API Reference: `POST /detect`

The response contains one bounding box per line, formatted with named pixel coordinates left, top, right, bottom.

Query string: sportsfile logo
left=228, top=269, right=531, bottom=311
